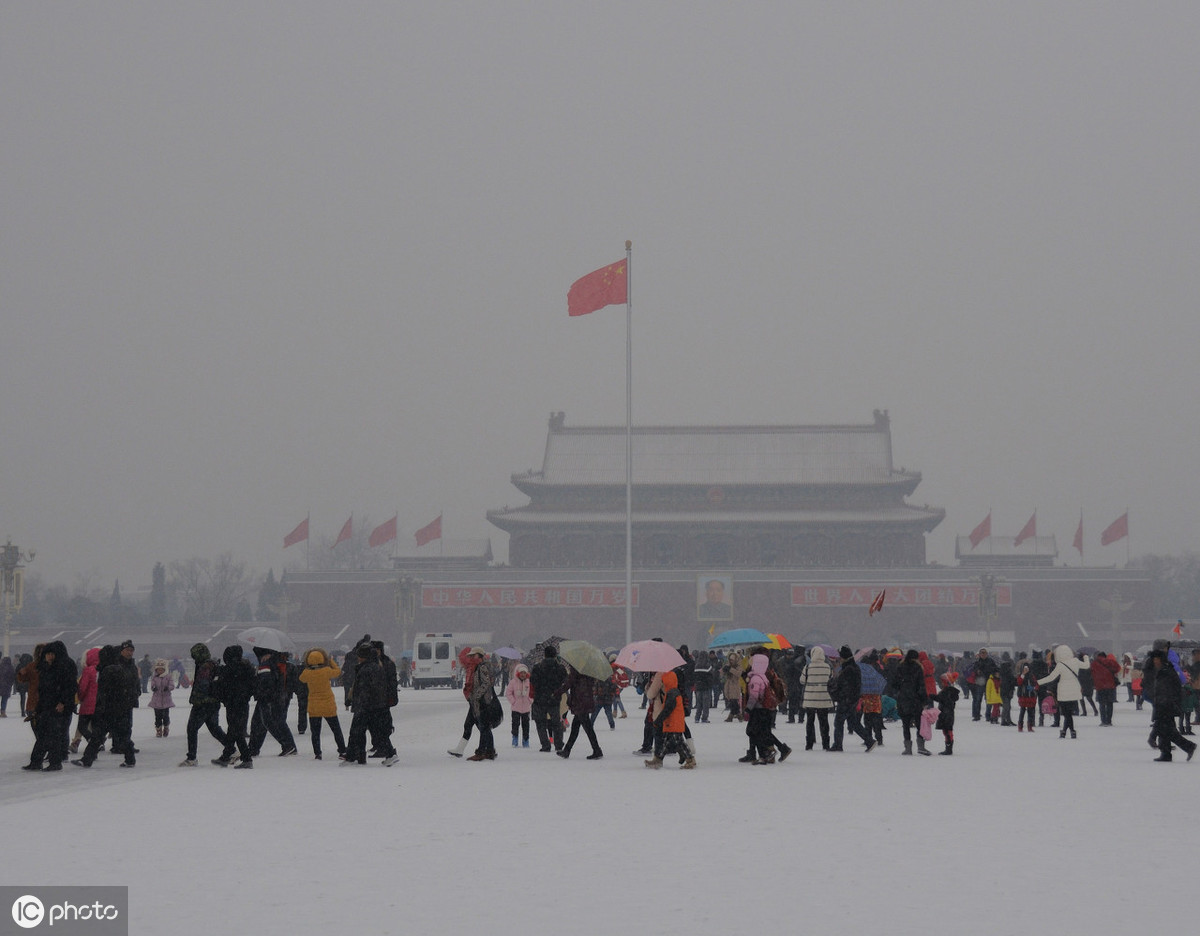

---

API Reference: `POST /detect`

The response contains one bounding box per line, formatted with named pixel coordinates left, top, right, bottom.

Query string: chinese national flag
left=968, top=511, right=991, bottom=549
left=1173, top=620, right=1185, bottom=636
left=368, top=515, right=397, bottom=548
left=868, top=590, right=886, bottom=616
left=1013, top=512, right=1036, bottom=548
left=568, top=260, right=627, bottom=316
left=333, top=515, right=353, bottom=547
left=283, top=517, right=309, bottom=549
left=1100, top=512, right=1128, bottom=546
left=415, top=514, right=442, bottom=547
left=1073, top=515, right=1083, bottom=554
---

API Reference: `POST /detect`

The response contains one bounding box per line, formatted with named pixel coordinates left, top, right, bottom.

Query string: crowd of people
left=5, top=634, right=1198, bottom=773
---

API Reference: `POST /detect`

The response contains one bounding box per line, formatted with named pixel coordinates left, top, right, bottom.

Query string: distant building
left=280, top=411, right=1152, bottom=656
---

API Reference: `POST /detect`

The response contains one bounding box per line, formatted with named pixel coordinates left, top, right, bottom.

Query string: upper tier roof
left=516, top=410, right=917, bottom=488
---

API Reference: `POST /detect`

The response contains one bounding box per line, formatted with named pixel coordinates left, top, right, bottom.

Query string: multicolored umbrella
left=709, top=627, right=770, bottom=649
left=764, top=633, right=793, bottom=650
left=615, top=640, right=685, bottom=673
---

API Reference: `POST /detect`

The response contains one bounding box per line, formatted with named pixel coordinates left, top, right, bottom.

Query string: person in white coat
left=1037, top=644, right=1090, bottom=739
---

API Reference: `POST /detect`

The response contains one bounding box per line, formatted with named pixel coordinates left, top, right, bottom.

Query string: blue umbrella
left=709, top=627, right=770, bottom=649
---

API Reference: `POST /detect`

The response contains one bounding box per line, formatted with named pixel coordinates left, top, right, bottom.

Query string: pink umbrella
left=615, top=640, right=686, bottom=673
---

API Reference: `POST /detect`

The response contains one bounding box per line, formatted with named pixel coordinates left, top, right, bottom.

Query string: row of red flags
left=968, top=511, right=1129, bottom=551
left=283, top=514, right=442, bottom=550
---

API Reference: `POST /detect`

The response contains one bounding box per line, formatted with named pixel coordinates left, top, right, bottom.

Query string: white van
left=411, top=634, right=461, bottom=689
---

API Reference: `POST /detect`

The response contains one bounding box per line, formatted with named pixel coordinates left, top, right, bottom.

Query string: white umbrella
left=237, top=626, right=296, bottom=653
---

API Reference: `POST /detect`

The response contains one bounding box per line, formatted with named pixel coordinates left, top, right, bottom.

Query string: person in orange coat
left=644, top=671, right=695, bottom=769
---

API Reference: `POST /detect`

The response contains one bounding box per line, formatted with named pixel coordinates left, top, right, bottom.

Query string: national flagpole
left=624, top=239, right=633, bottom=647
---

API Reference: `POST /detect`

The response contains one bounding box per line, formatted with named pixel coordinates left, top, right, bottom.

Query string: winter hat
left=190, top=643, right=210, bottom=663
left=154, top=658, right=168, bottom=671
left=120, top=639, right=135, bottom=652
left=940, top=673, right=956, bottom=688
left=223, top=645, right=243, bottom=666
left=467, top=647, right=488, bottom=658
left=306, top=650, right=325, bottom=666
left=839, top=646, right=853, bottom=661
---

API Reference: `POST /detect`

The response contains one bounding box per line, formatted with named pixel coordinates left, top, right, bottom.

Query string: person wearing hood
left=75, top=645, right=135, bottom=768
left=460, top=648, right=498, bottom=762
left=0, top=654, right=16, bottom=717
left=894, top=649, right=930, bottom=755
left=934, top=673, right=961, bottom=755
left=741, top=652, right=777, bottom=765
left=644, top=671, right=695, bottom=769
left=70, top=647, right=101, bottom=753
left=179, top=644, right=229, bottom=766
left=800, top=646, right=835, bottom=751
left=1147, top=649, right=1196, bottom=762
left=505, top=663, right=533, bottom=748
left=150, top=659, right=175, bottom=738
left=298, top=647, right=345, bottom=760
left=1036, top=644, right=1090, bottom=739
left=24, top=640, right=77, bottom=771
left=345, top=641, right=399, bottom=766
left=212, top=645, right=256, bottom=767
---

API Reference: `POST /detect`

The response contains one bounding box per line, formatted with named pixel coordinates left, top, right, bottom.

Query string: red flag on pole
left=868, top=590, right=886, bottom=616
left=1073, top=515, right=1083, bottom=555
left=568, top=260, right=627, bottom=317
left=1100, top=512, right=1128, bottom=546
left=283, top=517, right=309, bottom=549
left=968, top=512, right=991, bottom=550
left=1013, top=512, right=1036, bottom=548
left=415, top=514, right=442, bottom=547
left=333, top=515, right=353, bottom=547
left=368, top=515, right=397, bottom=548
left=1173, top=620, right=1185, bottom=636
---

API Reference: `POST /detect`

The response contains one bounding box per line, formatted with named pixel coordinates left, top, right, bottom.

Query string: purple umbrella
left=495, top=646, right=523, bottom=661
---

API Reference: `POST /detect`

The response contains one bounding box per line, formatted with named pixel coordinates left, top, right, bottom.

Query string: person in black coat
left=24, top=640, right=77, bottom=771
left=1148, top=650, right=1196, bottom=762
left=530, top=645, right=567, bottom=753
left=248, top=648, right=297, bottom=757
left=895, top=649, right=929, bottom=755
left=934, top=675, right=961, bottom=755
left=998, top=654, right=1017, bottom=726
left=344, top=642, right=397, bottom=764
left=75, top=644, right=137, bottom=768
left=831, top=647, right=874, bottom=752
left=213, top=644, right=256, bottom=767
left=180, top=643, right=228, bottom=766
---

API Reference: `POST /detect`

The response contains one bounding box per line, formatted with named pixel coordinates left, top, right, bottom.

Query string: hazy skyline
left=3, top=3, right=1197, bottom=592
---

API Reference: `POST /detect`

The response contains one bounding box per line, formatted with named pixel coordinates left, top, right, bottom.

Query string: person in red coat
left=1090, top=651, right=1121, bottom=726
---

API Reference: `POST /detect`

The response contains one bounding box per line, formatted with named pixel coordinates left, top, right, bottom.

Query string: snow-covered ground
left=2, top=689, right=1190, bottom=935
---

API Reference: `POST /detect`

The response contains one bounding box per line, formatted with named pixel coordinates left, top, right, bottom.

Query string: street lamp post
left=978, top=572, right=999, bottom=649
left=2, top=540, right=35, bottom=659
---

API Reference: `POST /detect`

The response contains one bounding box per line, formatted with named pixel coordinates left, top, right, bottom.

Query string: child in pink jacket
left=505, top=663, right=533, bottom=748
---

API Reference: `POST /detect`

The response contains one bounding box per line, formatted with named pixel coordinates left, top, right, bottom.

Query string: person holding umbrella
left=557, top=666, right=603, bottom=760
left=529, top=644, right=567, bottom=754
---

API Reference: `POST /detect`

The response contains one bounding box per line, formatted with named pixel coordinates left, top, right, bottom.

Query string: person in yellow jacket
left=985, top=672, right=1002, bottom=724
left=298, top=648, right=345, bottom=760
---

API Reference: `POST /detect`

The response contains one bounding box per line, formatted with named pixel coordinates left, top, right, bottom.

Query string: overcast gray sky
left=3, top=2, right=1198, bottom=591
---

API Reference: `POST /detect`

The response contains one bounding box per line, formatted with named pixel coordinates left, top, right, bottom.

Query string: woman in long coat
left=894, top=649, right=929, bottom=755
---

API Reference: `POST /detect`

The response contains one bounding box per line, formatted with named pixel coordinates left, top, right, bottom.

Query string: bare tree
left=302, top=514, right=393, bottom=572
left=169, top=553, right=254, bottom=626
